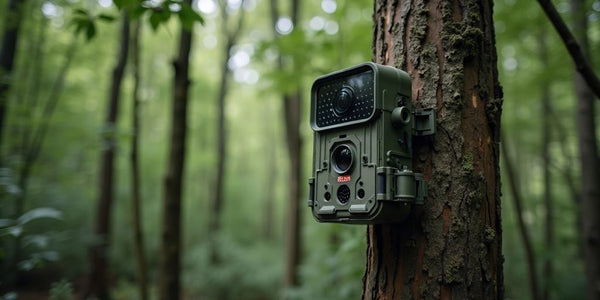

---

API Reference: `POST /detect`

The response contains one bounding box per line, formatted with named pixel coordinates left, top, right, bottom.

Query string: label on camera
left=337, top=175, right=351, bottom=183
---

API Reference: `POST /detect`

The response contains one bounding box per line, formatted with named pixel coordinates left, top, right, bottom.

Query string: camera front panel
left=311, top=126, right=379, bottom=222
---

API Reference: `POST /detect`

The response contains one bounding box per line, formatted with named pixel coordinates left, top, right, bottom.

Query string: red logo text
left=337, top=175, right=351, bottom=183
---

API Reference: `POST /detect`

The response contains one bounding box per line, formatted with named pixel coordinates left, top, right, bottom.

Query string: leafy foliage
left=49, top=279, right=74, bottom=300
left=70, top=8, right=116, bottom=40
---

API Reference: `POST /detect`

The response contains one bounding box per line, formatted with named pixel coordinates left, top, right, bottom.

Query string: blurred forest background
left=0, top=0, right=599, bottom=299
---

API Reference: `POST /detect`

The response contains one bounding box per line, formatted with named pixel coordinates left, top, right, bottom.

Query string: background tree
left=209, top=0, right=246, bottom=263
left=84, top=12, right=129, bottom=300
left=362, top=0, right=503, bottom=299
left=268, top=0, right=303, bottom=288
left=158, top=0, right=194, bottom=298
left=129, top=19, right=148, bottom=300
left=502, top=134, right=540, bottom=300
left=2, top=1, right=78, bottom=288
left=0, top=0, right=26, bottom=149
left=539, top=28, right=553, bottom=300
left=571, top=0, right=600, bottom=298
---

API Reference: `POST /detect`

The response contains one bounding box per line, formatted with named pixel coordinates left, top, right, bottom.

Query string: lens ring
left=332, top=144, right=353, bottom=174
left=333, top=86, right=355, bottom=116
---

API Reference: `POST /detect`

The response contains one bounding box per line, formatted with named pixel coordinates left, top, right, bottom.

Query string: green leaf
left=178, top=3, right=203, bottom=30
left=17, top=207, right=62, bottom=225
left=0, top=218, right=14, bottom=228
left=98, top=14, right=116, bottom=22
left=148, top=7, right=171, bottom=31
left=8, top=226, right=22, bottom=237
left=85, top=21, right=96, bottom=40
left=149, top=11, right=161, bottom=31
left=114, top=0, right=139, bottom=10
left=129, top=5, right=148, bottom=19
left=73, top=8, right=89, bottom=16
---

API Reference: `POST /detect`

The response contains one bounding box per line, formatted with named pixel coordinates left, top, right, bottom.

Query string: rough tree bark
left=129, top=20, right=148, bottom=300
left=158, top=0, right=193, bottom=298
left=362, top=0, right=503, bottom=299
left=0, top=0, right=26, bottom=150
left=84, top=13, right=130, bottom=300
left=571, top=0, right=600, bottom=298
left=268, top=0, right=303, bottom=287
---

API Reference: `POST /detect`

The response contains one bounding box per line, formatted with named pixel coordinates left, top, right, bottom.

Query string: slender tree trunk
left=539, top=29, right=553, bottom=300
left=8, top=37, right=77, bottom=288
left=14, top=11, right=47, bottom=159
left=546, top=104, right=582, bottom=258
left=362, top=0, right=503, bottom=299
left=283, top=91, right=302, bottom=287
left=84, top=14, right=130, bottom=300
left=209, top=1, right=246, bottom=263
left=262, top=122, right=277, bottom=241
left=209, top=34, right=231, bottom=262
left=5, top=7, right=47, bottom=287
left=159, top=1, right=193, bottom=298
left=268, top=0, right=303, bottom=287
left=502, top=135, right=540, bottom=300
left=129, top=19, right=148, bottom=300
left=0, top=0, right=26, bottom=150
left=571, top=0, right=600, bottom=298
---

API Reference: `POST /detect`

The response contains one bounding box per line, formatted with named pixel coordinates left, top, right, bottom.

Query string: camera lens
left=333, top=86, right=355, bottom=116
left=332, top=144, right=353, bottom=174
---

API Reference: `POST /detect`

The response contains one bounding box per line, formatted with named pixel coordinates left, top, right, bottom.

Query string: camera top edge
left=309, top=62, right=412, bottom=132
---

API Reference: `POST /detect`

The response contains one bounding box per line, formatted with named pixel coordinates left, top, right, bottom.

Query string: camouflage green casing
left=308, top=62, right=427, bottom=224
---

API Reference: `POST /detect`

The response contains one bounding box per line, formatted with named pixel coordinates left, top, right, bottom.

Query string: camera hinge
left=376, top=167, right=426, bottom=205
left=307, top=177, right=315, bottom=207
left=413, top=108, right=436, bottom=137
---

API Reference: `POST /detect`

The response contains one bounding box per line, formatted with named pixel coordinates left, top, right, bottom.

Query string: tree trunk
left=267, top=0, right=303, bottom=287
left=0, top=0, right=26, bottom=150
left=84, top=14, right=130, bottom=300
left=209, top=33, right=232, bottom=262
left=262, top=122, right=277, bottom=241
left=283, top=91, right=302, bottom=287
left=571, top=0, right=600, bottom=298
left=129, top=19, right=148, bottom=300
left=362, top=0, right=503, bottom=299
left=209, top=1, right=246, bottom=263
left=539, top=29, right=553, bottom=300
left=8, top=36, right=77, bottom=288
left=501, top=134, right=540, bottom=300
left=547, top=104, right=582, bottom=257
left=159, top=1, right=193, bottom=298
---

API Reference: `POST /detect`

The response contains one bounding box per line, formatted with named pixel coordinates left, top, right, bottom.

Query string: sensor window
left=315, top=69, right=374, bottom=127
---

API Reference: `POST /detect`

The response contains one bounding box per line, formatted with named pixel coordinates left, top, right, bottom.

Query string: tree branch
left=537, top=0, right=600, bottom=99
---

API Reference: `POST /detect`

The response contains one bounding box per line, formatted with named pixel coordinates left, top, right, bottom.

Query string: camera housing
left=308, top=63, right=434, bottom=224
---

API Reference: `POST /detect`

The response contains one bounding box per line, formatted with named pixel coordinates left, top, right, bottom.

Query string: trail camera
left=307, top=63, right=435, bottom=224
